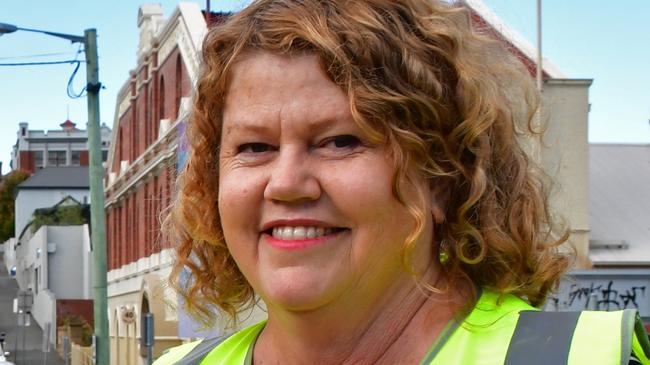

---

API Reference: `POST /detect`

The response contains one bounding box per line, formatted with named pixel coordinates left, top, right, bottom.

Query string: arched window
left=175, top=54, right=182, bottom=120
left=131, top=106, right=138, bottom=162
left=159, top=75, right=165, bottom=126
left=148, top=86, right=154, bottom=144
left=118, top=127, right=123, bottom=164
left=144, top=84, right=150, bottom=147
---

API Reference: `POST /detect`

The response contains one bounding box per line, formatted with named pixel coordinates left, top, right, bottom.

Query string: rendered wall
left=47, top=226, right=88, bottom=299
left=541, top=79, right=592, bottom=268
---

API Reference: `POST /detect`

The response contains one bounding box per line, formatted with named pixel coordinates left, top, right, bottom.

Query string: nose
left=264, top=146, right=321, bottom=203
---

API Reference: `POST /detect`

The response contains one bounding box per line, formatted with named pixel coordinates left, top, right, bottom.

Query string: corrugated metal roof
left=17, top=166, right=89, bottom=189
left=589, top=144, right=650, bottom=265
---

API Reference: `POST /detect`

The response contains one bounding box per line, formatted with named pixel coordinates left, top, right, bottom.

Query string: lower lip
left=263, top=231, right=342, bottom=250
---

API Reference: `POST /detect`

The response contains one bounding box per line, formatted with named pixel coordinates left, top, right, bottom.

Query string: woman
left=156, top=0, right=650, bottom=364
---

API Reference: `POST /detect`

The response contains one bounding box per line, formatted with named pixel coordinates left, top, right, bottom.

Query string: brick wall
left=19, top=151, right=35, bottom=174
left=80, top=151, right=89, bottom=166
left=106, top=45, right=188, bottom=270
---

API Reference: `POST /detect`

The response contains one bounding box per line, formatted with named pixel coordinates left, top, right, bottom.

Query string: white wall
left=14, top=189, right=89, bottom=239
left=33, top=289, right=57, bottom=345
left=47, top=225, right=89, bottom=299
left=14, top=224, right=92, bottom=345
left=541, top=79, right=592, bottom=267
left=3, top=238, right=17, bottom=274
left=82, top=224, right=93, bottom=299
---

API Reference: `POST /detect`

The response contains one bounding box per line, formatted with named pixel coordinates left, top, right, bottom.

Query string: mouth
left=264, top=225, right=348, bottom=241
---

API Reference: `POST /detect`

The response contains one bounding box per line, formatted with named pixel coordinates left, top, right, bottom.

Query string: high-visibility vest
left=154, top=290, right=650, bottom=365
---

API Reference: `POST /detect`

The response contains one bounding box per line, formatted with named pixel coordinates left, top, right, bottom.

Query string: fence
left=71, top=342, right=93, bottom=365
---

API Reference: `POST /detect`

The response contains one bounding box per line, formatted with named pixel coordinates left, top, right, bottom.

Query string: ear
left=429, top=177, right=451, bottom=224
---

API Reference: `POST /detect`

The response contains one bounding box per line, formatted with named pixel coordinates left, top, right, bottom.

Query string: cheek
left=218, top=170, right=259, bottom=235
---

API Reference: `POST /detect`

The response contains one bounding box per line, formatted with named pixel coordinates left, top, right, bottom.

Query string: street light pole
left=0, top=23, right=109, bottom=365
left=84, top=28, right=109, bottom=365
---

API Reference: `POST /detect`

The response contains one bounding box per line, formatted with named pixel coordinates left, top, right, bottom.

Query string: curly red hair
left=166, top=0, right=569, bottom=326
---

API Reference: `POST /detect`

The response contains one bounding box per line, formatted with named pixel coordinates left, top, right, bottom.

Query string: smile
left=262, top=224, right=349, bottom=249
left=271, top=226, right=342, bottom=240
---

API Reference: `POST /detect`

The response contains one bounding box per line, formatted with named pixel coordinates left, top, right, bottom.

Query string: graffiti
left=553, top=281, right=646, bottom=310
left=619, top=286, right=646, bottom=309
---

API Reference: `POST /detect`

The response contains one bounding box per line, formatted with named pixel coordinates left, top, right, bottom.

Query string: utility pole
left=84, top=28, right=109, bottom=365
left=536, top=0, right=543, bottom=92
left=0, top=22, right=110, bottom=365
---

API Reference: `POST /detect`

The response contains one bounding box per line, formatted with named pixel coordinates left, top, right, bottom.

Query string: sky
left=1, top=0, right=648, bottom=175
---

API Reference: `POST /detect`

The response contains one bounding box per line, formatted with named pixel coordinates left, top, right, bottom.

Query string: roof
left=462, top=0, right=565, bottom=78
left=588, top=144, right=650, bottom=266
left=17, top=167, right=90, bottom=190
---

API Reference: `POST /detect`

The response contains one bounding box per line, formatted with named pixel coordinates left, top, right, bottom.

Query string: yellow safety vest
left=154, top=290, right=650, bottom=365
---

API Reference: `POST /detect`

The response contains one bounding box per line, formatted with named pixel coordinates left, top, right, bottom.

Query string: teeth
left=271, top=226, right=337, bottom=240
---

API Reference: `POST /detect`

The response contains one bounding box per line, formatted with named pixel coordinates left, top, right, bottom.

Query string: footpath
left=0, top=255, right=65, bottom=365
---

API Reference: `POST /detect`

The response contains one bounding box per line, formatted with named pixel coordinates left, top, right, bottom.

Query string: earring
left=438, top=239, right=450, bottom=265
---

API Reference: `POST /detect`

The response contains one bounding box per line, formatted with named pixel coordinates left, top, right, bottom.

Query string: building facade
left=103, top=4, right=237, bottom=365
left=2, top=167, right=94, bottom=350
left=13, top=167, right=90, bottom=240
left=11, top=120, right=111, bottom=174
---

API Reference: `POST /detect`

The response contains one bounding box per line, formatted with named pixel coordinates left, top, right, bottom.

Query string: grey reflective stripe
left=504, top=311, right=581, bottom=365
left=621, top=309, right=636, bottom=365
left=173, top=334, right=233, bottom=365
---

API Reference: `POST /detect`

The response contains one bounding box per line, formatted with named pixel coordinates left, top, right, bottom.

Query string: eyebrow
left=223, top=114, right=345, bottom=138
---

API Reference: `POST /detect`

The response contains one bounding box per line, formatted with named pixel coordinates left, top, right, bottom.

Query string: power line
left=0, top=51, right=79, bottom=61
left=0, top=59, right=78, bottom=66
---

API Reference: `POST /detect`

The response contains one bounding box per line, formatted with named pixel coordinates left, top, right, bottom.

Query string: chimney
left=137, top=4, right=164, bottom=58
left=19, top=122, right=28, bottom=137
left=60, top=119, right=77, bottom=132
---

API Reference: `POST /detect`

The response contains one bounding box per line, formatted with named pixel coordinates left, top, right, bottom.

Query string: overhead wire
left=0, top=45, right=88, bottom=99
left=67, top=43, right=86, bottom=99
left=0, top=51, right=78, bottom=60
left=0, top=60, right=79, bottom=66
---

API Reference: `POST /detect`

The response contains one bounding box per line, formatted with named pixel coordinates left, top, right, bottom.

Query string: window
left=159, top=76, right=166, bottom=120
left=175, top=54, right=182, bottom=119
left=33, top=151, right=44, bottom=169
left=47, top=150, right=66, bottom=166
left=71, top=151, right=81, bottom=166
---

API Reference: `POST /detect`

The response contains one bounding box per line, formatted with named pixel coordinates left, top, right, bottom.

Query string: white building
left=13, top=167, right=90, bottom=240
left=10, top=120, right=111, bottom=174
left=5, top=195, right=93, bottom=348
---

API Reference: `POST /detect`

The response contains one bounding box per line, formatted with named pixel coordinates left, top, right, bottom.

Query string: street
left=0, top=255, right=65, bottom=365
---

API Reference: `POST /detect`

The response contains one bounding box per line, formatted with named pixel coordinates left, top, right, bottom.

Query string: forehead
left=222, top=51, right=350, bottom=131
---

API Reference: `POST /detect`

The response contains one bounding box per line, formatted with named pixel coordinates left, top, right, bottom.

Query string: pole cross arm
left=0, top=22, right=84, bottom=43
left=86, top=82, right=102, bottom=93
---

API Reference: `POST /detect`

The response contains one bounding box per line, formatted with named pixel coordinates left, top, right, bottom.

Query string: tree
left=0, top=170, right=30, bottom=241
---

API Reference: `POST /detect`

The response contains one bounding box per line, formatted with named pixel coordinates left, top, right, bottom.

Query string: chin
left=259, top=266, right=346, bottom=312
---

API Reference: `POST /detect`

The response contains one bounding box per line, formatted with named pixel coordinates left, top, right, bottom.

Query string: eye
left=323, top=135, right=361, bottom=149
left=238, top=142, right=273, bottom=154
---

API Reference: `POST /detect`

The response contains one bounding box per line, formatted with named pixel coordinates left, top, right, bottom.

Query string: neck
left=254, top=269, right=466, bottom=365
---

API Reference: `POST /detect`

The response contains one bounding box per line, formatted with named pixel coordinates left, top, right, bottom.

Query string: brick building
left=10, top=120, right=111, bottom=174
left=103, top=4, right=233, bottom=364
left=104, top=3, right=190, bottom=363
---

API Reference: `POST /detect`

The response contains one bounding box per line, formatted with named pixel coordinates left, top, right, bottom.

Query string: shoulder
left=153, top=321, right=267, bottom=365
left=433, top=290, right=650, bottom=364
left=463, top=289, right=536, bottom=328
left=153, top=340, right=203, bottom=365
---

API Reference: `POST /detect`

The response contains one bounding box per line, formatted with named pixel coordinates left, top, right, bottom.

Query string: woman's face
left=219, top=51, right=437, bottom=312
